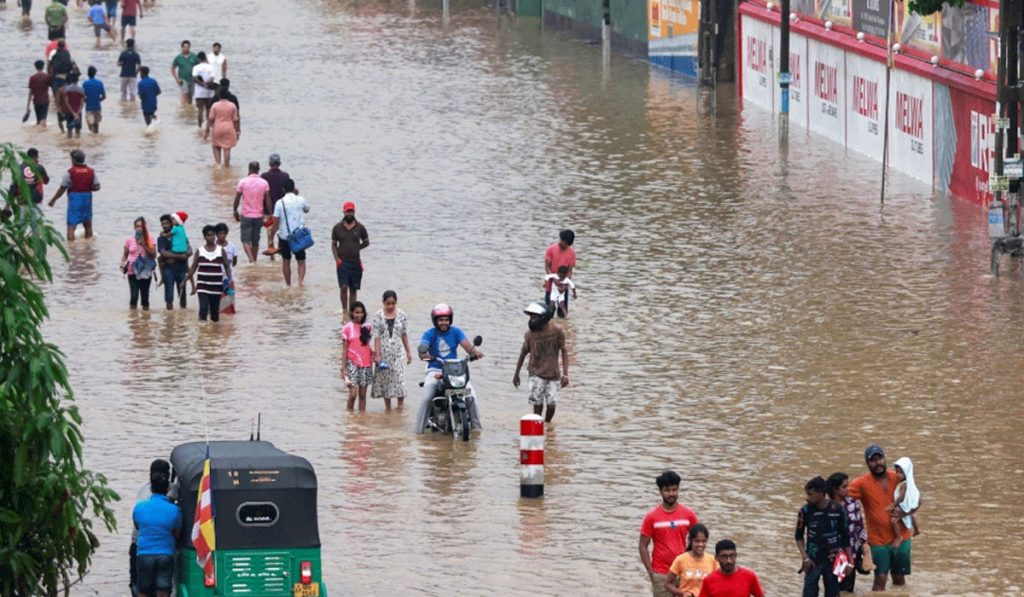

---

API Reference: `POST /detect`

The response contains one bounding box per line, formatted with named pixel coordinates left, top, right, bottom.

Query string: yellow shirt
left=668, top=551, right=719, bottom=596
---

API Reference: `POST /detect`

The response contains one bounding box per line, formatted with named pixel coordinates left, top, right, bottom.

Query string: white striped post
left=520, top=414, right=544, bottom=498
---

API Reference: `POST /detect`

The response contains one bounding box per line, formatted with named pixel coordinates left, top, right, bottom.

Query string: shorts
left=104, top=0, right=117, bottom=18
left=65, top=112, right=81, bottom=130
left=178, top=79, right=195, bottom=96
left=121, top=14, right=136, bottom=26
left=649, top=572, right=671, bottom=597
left=240, top=217, right=263, bottom=247
left=277, top=237, right=305, bottom=261
left=33, top=103, right=49, bottom=123
left=67, top=191, right=93, bottom=226
left=93, top=22, right=111, bottom=36
left=871, top=540, right=911, bottom=576
left=336, top=261, right=363, bottom=289
left=135, top=554, right=174, bottom=595
left=528, top=375, right=559, bottom=406
left=345, top=362, right=373, bottom=387
left=47, top=25, right=65, bottom=40
left=51, top=77, right=68, bottom=92
left=86, top=111, right=101, bottom=126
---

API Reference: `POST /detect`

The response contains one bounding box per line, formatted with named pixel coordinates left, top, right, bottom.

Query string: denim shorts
left=136, top=554, right=174, bottom=594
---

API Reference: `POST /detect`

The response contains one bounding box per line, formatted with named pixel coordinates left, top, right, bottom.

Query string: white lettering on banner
left=815, top=62, right=838, bottom=104
left=972, top=111, right=991, bottom=172
left=866, top=0, right=880, bottom=9
left=895, top=92, right=925, bottom=140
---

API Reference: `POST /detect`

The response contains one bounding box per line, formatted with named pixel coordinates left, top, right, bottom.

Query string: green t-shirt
left=172, top=53, right=199, bottom=82
left=45, top=2, right=67, bottom=27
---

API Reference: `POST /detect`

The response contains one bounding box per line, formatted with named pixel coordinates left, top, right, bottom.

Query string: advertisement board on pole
left=887, top=68, right=933, bottom=185
left=772, top=30, right=810, bottom=129
left=741, top=16, right=776, bottom=111
left=846, top=52, right=887, bottom=160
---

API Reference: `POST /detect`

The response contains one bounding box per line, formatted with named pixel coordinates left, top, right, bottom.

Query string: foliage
left=0, top=143, right=119, bottom=597
left=907, top=0, right=963, bottom=18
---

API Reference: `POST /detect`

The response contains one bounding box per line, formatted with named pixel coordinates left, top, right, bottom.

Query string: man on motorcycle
left=415, top=303, right=484, bottom=434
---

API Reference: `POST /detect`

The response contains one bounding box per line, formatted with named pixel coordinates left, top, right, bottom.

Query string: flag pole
left=880, top=0, right=896, bottom=207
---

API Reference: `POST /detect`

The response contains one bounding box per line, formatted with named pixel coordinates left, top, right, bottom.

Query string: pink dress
left=208, top=99, right=238, bottom=149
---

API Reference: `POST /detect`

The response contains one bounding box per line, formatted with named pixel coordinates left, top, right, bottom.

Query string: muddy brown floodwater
left=2, top=0, right=1023, bottom=594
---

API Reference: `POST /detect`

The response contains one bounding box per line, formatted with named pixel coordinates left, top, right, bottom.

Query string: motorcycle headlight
left=449, top=375, right=467, bottom=388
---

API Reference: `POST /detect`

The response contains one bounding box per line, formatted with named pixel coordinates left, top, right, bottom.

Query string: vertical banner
left=741, top=16, right=776, bottom=111
left=845, top=53, right=886, bottom=159
left=887, top=68, right=934, bottom=185
left=772, top=29, right=809, bottom=129
left=807, top=39, right=846, bottom=144
left=937, top=84, right=994, bottom=203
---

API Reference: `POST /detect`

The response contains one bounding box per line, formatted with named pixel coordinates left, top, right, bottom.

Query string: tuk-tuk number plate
left=293, top=582, right=320, bottom=597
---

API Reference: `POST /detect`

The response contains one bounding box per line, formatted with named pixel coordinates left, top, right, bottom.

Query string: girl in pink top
left=341, top=301, right=373, bottom=410
left=119, top=216, right=157, bottom=310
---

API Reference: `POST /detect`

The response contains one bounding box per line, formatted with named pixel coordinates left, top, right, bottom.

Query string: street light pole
left=779, top=0, right=791, bottom=140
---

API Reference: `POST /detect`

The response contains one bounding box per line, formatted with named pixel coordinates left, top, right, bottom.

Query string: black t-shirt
left=795, top=501, right=849, bottom=564
left=50, top=50, right=73, bottom=77
left=118, top=49, right=141, bottom=78
left=331, top=220, right=368, bottom=264
left=157, top=235, right=189, bottom=275
left=261, top=168, right=290, bottom=203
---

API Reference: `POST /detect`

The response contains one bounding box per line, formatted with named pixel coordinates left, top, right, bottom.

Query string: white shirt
left=191, top=62, right=217, bottom=99
left=544, top=274, right=575, bottom=304
left=273, top=193, right=310, bottom=240
left=210, top=53, right=227, bottom=77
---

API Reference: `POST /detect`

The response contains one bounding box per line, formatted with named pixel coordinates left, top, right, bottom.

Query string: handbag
left=133, top=254, right=157, bottom=279
left=281, top=197, right=314, bottom=252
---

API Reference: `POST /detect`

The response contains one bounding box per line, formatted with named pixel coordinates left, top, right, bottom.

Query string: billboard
left=887, top=68, right=933, bottom=184
left=741, top=16, right=775, bottom=111
left=935, top=83, right=994, bottom=203
left=807, top=38, right=846, bottom=143
left=846, top=52, right=887, bottom=159
left=772, top=29, right=810, bottom=129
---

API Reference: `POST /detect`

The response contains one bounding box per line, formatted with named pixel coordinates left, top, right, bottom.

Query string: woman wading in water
left=371, top=290, right=412, bottom=410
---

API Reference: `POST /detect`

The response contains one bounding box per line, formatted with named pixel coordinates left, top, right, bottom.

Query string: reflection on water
left=2, top=0, right=1023, bottom=594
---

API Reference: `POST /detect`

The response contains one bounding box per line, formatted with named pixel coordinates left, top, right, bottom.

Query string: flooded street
left=3, top=0, right=1024, bottom=594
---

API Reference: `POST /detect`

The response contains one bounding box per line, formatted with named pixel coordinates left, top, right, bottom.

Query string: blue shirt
left=137, top=76, right=161, bottom=113
left=420, top=326, right=467, bottom=370
left=87, top=4, right=105, bottom=24
left=82, top=78, right=104, bottom=112
left=133, top=494, right=182, bottom=557
left=118, top=49, right=141, bottom=78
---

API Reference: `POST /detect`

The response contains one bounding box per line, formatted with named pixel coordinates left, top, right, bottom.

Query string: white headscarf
left=893, top=456, right=919, bottom=529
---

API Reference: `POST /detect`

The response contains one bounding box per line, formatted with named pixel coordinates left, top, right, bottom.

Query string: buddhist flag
left=191, top=451, right=216, bottom=582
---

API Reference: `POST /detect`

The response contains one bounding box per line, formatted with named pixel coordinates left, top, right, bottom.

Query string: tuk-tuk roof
left=170, top=440, right=317, bottom=493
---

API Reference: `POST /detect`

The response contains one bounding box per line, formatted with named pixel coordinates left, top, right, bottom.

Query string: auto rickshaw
left=169, top=440, right=327, bottom=597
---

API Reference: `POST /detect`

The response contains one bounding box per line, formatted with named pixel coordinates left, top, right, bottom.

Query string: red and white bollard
left=520, top=414, right=544, bottom=498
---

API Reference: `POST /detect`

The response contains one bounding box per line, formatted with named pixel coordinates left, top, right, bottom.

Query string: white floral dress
left=371, top=309, right=408, bottom=400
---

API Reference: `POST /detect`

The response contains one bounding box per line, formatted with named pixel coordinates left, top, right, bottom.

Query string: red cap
left=343, top=201, right=356, bottom=212
left=173, top=211, right=189, bottom=225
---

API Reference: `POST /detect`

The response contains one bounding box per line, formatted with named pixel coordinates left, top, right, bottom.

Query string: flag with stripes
left=191, top=452, right=216, bottom=580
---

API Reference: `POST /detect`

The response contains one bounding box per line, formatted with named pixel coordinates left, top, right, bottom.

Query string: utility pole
left=602, top=0, right=611, bottom=65
left=779, top=0, right=791, bottom=140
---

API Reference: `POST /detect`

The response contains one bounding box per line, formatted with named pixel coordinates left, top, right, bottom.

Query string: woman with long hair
left=371, top=290, right=412, bottom=410
left=120, top=216, right=157, bottom=310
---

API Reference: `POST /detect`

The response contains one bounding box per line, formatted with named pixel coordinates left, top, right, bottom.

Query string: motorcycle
left=422, top=335, right=482, bottom=441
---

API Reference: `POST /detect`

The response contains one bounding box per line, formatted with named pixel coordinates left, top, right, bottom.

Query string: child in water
left=341, top=301, right=373, bottom=411
left=890, top=457, right=921, bottom=547
left=171, top=211, right=190, bottom=253
left=665, top=524, right=718, bottom=597
left=543, top=265, right=577, bottom=318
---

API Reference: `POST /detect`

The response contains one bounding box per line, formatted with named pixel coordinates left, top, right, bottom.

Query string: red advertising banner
left=945, top=85, right=995, bottom=204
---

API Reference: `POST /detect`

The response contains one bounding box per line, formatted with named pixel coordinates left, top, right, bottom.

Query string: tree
left=0, top=143, right=119, bottom=597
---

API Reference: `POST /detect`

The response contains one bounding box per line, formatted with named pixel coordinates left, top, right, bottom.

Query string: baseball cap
left=343, top=201, right=356, bottom=212
left=864, top=444, right=884, bottom=461
left=268, top=153, right=281, bottom=165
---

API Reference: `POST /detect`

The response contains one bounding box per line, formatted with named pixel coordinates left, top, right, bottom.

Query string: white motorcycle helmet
left=524, top=302, right=553, bottom=331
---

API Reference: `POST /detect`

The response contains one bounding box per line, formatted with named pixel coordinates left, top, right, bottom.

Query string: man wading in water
left=639, top=470, right=700, bottom=597
left=849, top=444, right=916, bottom=592
left=512, top=302, right=568, bottom=423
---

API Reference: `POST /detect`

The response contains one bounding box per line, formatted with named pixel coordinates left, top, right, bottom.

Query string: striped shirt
left=195, top=245, right=225, bottom=295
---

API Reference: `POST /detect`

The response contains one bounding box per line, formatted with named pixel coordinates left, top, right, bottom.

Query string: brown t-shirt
left=29, top=72, right=52, bottom=105
left=521, top=323, right=566, bottom=380
left=331, top=219, right=368, bottom=264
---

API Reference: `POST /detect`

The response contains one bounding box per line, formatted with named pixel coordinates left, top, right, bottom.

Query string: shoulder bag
left=281, top=198, right=314, bottom=252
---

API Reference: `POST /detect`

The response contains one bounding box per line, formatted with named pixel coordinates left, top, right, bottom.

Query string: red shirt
left=698, top=567, right=765, bottom=597
left=29, top=72, right=52, bottom=105
left=640, top=504, right=699, bottom=574
left=122, top=0, right=139, bottom=16
left=545, top=242, right=576, bottom=273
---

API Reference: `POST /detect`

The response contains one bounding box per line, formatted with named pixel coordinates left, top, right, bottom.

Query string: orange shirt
left=848, top=470, right=911, bottom=546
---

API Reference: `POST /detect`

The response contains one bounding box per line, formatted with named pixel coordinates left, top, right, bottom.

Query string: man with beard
left=639, top=470, right=700, bottom=597
left=849, top=444, right=914, bottom=592
left=697, top=540, right=765, bottom=597
left=156, top=213, right=192, bottom=309
left=414, top=303, right=484, bottom=434
left=512, top=302, right=568, bottom=422
left=330, top=201, right=369, bottom=316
